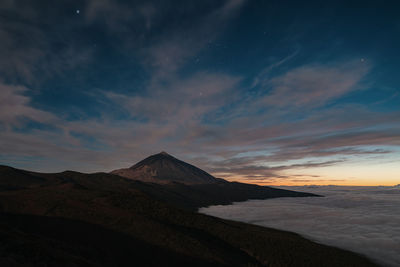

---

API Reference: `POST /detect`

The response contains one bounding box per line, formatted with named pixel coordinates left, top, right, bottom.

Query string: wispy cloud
left=85, top=0, right=158, bottom=34
left=141, top=0, right=246, bottom=78
left=0, top=1, right=92, bottom=83
left=258, top=60, right=370, bottom=108
left=208, top=158, right=344, bottom=180
left=0, top=83, right=56, bottom=127
left=105, top=72, right=241, bottom=122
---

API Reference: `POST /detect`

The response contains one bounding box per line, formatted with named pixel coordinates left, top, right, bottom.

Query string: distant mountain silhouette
left=111, top=151, right=216, bottom=184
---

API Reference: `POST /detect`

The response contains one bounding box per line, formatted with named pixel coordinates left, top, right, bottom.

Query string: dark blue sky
left=1, top=0, right=399, bottom=185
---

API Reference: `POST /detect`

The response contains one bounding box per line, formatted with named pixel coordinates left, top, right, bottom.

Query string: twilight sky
left=1, top=0, right=399, bottom=185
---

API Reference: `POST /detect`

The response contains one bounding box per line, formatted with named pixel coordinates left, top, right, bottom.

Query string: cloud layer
left=200, top=186, right=400, bottom=267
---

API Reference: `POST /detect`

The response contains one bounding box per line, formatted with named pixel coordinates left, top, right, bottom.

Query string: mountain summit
left=111, top=152, right=216, bottom=184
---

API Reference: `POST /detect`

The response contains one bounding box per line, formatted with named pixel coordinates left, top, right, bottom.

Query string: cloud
left=105, top=72, right=241, bottom=123
left=1, top=55, right=398, bottom=180
left=0, top=1, right=92, bottom=83
left=3, top=64, right=396, bottom=177
left=207, top=158, right=344, bottom=181
left=0, top=129, right=117, bottom=172
left=141, top=0, right=246, bottom=77
left=0, top=20, right=46, bottom=82
left=85, top=0, right=158, bottom=33
left=0, top=83, right=56, bottom=126
left=288, top=179, right=345, bottom=182
left=83, top=0, right=247, bottom=78
left=258, top=61, right=370, bottom=108
left=200, top=186, right=400, bottom=267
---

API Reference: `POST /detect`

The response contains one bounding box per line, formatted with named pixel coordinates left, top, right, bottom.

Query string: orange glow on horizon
left=223, top=178, right=398, bottom=187
left=222, top=176, right=399, bottom=186
left=213, top=161, right=400, bottom=186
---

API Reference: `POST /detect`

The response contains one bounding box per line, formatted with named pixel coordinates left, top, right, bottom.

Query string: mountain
left=0, top=166, right=377, bottom=266
left=133, top=180, right=320, bottom=211
left=110, top=152, right=320, bottom=210
left=111, top=151, right=216, bottom=184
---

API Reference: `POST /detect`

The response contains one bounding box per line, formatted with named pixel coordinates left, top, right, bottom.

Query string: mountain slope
left=111, top=152, right=216, bottom=184
left=110, top=152, right=319, bottom=210
left=132, top=180, right=319, bottom=211
left=0, top=168, right=377, bottom=266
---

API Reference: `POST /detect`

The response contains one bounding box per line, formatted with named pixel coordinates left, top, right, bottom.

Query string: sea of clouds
left=199, top=186, right=400, bottom=266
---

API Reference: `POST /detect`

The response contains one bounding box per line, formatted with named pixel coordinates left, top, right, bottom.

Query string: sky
left=0, top=0, right=399, bottom=185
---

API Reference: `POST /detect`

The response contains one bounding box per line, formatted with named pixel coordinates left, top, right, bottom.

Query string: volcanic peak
left=111, top=152, right=216, bottom=185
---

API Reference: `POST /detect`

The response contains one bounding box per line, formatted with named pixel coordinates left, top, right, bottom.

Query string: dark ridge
left=1, top=161, right=320, bottom=211
left=0, top=166, right=377, bottom=266
left=0, top=165, right=48, bottom=191
left=130, top=179, right=320, bottom=211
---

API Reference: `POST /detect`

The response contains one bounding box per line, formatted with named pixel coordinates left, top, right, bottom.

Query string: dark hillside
left=0, top=212, right=217, bottom=267
left=132, top=179, right=319, bottom=211
left=0, top=167, right=377, bottom=266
